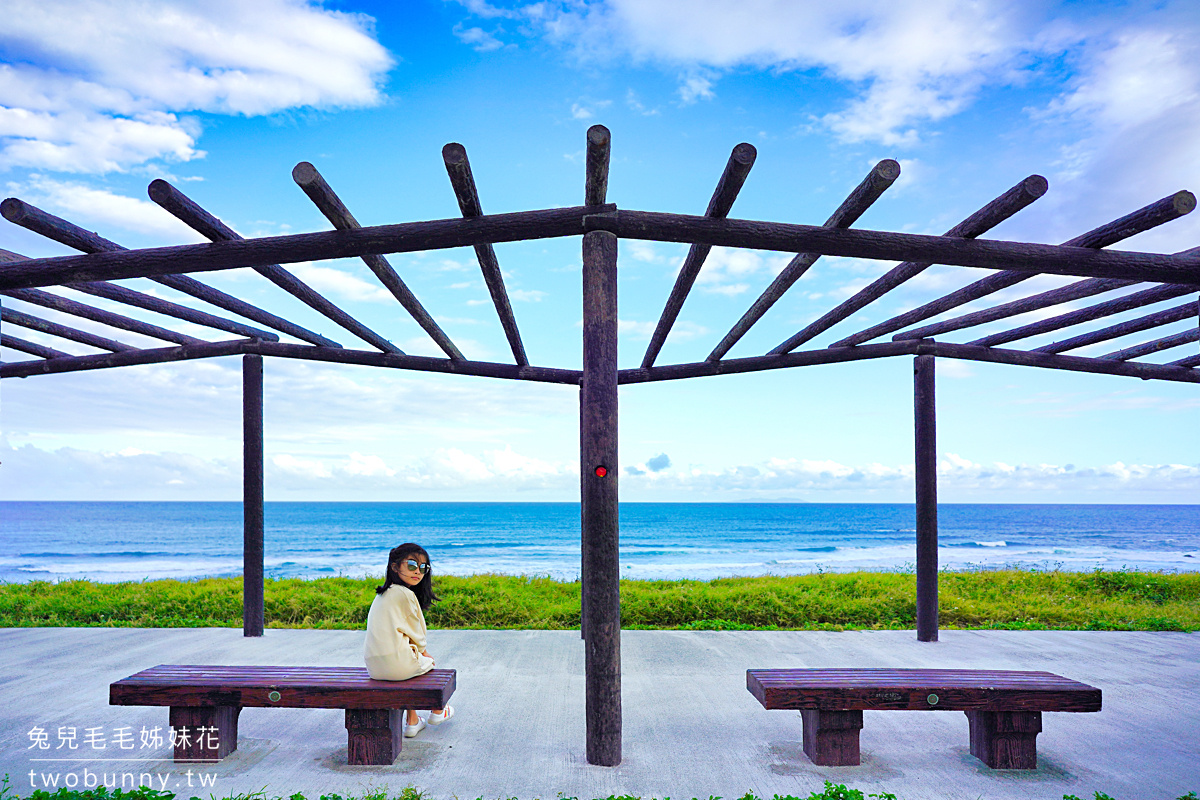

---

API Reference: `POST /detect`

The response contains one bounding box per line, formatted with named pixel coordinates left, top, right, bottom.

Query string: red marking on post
left=594, top=466, right=607, bottom=477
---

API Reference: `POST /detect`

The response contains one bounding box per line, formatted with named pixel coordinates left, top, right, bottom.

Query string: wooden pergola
left=2, top=125, right=1198, bottom=766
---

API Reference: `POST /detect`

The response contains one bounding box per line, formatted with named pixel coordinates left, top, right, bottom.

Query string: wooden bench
left=747, top=668, right=1101, bottom=769
left=110, top=665, right=456, bottom=765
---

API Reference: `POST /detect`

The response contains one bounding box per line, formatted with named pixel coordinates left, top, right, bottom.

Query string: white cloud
left=453, top=24, right=507, bottom=52
left=288, top=262, right=394, bottom=303
left=510, top=289, right=548, bottom=302
left=484, top=0, right=1041, bottom=145
left=0, top=0, right=393, bottom=173
left=694, top=247, right=791, bottom=295
left=12, top=175, right=208, bottom=243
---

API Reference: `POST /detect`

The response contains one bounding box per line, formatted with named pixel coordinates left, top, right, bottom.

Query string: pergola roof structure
left=2, top=126, right=1198, bottom=767
left=1, top=127, right=1197, bottom=382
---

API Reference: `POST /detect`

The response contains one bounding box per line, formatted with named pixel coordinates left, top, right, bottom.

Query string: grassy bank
left=0, top=569, right=1197, bottom=631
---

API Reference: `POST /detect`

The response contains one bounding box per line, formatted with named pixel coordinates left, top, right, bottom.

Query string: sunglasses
left=401, top=558, right=431, bottom=575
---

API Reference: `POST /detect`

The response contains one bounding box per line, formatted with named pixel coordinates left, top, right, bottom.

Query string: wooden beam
left=914, top=354, right=938, bottom=643
left=618, top=340, right=921, bottom=384
left=149, top=180, right=400, bottom=353
left=925, top=340, right=1200, bottom=384
left=894, top=277, right=1133, bottom=342
left=1, top=198, right=334, bottom=346
left=246, top=340, right=582, bottom=385
left=707, top=159, right=900, bottom=361
left=1100, top=327, right=1199, bottom=361
left=443, top=143, right=528, bottom=365
left=981, top=284, right=1197, bottom=349
left=1, top=333, right=69, bottom=359
left=845, top=191, right=1196, bottom=346
left=585, top=210, right=1200, bottom=286
left=770, top=176, right=1048, bottom=353
left=641, top=143, right=757, bottom=368
left=2, top=287, right=205, bottom=346
left=291, top=162, right=463, bottom=360
left=1, top=306, right=136, bottom=352
left=585, top=125, right=611, bottom=207
left=0, top=339, right=249, bottom=378
left=1034, top=301, right=1198, bottom=354
left=0, top=204, right=612, bottom=291
left=1167, top=353, right=1200, bottom=367
left=68, top=281, right=280, bottom=341
left=581, top=229, right=620, bottom=766
left=243, top=353, right=265, bottom=638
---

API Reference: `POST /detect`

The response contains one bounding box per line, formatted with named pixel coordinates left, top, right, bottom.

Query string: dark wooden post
left=581, top=230, right=620, bottom=765
left=243, top=353, right=265, bottom=637
left=914, top=354, right=938, bottom=642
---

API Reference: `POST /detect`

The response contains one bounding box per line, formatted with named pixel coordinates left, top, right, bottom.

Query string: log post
left=581, top=229, right=620, bottom=765
left=914, top=353, right=938, bottom=642
left=243, top=353, right=265, bottom=637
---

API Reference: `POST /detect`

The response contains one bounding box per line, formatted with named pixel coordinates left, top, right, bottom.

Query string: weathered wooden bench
left=110, top=665, right=456, bottom=765
left=747, top=668, right=1101, bottom=769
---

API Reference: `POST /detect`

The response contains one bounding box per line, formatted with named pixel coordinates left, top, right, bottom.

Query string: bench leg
left=169, top=706, right=240, bottom=762
left=346, top=708, right=404, bottom=765
left=800, top=709, right=863, bottom=766
left=966, top=710, right=1041, bottom=769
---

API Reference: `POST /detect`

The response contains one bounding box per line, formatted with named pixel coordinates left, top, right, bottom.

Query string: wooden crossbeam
left=2, top=287, right=205, bottom=346
left=1, top=306, right=135, bottom=352
left=768, top=176, right=1048, bottom=354
left=0, top=338, right=248, bottom=378
left=443, top=143, right=528, bottom=365
left=1100, top=327, right=1199, bottom=361
left=641, top=142, right=757, bottom=368
left=840, top=190, right=1196, bottom=346
left=584, top=211, right=1200, bottom=286
left=0, top=333, right=69, bottom=359
left=0, top=205, right=606, bottom=292
left=247, top=340, right=582, bottom=385
left=1168, top=353, right=1200, bottom=367
left=291, top=162, right=463, bottom=360
left=926, top=340, right=1200, bottom=383
left=978, top=283, right=1197, bottom=349
left=1034, top=300, right=1198, bottom=354
left=706, top=159, right=900, bottom=362
left=0, top=200, right=321, bottom=344
left=67, top=281, right=279, bottom=341
left=149, top=180, right=399, bottom=353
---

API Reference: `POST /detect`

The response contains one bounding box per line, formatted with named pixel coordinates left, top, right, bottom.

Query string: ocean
left=1, top=502, right=1198, bottom=583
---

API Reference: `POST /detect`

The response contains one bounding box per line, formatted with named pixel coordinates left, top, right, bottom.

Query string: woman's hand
left=422, top=650, right=435, bottom=666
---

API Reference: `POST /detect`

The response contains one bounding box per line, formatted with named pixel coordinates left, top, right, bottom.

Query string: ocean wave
left=943, top=541, right=1008, bottom=548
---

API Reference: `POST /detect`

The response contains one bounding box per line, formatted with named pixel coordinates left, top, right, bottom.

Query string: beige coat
left=363, top=584, right=435, bottom=681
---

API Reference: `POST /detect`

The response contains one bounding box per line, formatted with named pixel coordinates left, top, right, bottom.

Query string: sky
left=1, top=0, right=1198, bottom=503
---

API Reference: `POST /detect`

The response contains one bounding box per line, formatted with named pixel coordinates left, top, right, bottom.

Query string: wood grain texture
left=642, top=143, right=756, bottom=368
left=800, top=709, right=862, bottom=766
left=707, top=159, right=900, bottom=362
left=770, top=175, right=1048, bottom=354
left=0, top=339, right=249, bottom=378
left=150, top=179, right=398, bottom=353
left=746, top=668, right=1102, bottom=712
left=1033, top=300, right=1198, bottom=355
left=2, top=287, right=205, bottom=346
left=292, top=161, right=463, bottom=360
left=914, top=354, right=938, bottom=642
left=243, top=354, right=264, bottom=638
left=110, top=665, right=457, bottom=710
left=585, top=210, right=1200, bottom=288
left=345, top=708, right=404, bottom=765
left=585, top=125, right=611, bottom=207
left=0, top=205, right=612, bottom=291
left=967, top=709, right=1041, bottom=769
left=1, top=306, right=135, bottom=352
left=926, top=340, right=1200, bottom=383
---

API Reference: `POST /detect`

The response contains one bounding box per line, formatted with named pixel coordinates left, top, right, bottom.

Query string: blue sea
left=1, top=502, right=1198, bottom=583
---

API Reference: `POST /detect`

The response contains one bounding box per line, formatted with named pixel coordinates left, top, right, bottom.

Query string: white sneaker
left=403, top=715, right=427, bottom=738
left=428, top=706, right=454, bottom=725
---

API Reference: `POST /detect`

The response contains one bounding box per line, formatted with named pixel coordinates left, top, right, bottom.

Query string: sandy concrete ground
left=1, top=627, right=1196, bottom=800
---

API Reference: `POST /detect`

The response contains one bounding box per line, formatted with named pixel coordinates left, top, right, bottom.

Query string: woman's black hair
left=375, top=543, right=439, bottom=610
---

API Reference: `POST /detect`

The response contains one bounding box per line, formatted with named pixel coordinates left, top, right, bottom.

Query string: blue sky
left=1, top=0, right=1198, bottom=502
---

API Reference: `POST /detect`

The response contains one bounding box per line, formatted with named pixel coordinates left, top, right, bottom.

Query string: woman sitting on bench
left=364, top=543, right=456, bottom=738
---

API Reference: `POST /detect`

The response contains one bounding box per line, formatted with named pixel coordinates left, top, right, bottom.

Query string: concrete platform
left=1, top=627, right=1196, bottom=800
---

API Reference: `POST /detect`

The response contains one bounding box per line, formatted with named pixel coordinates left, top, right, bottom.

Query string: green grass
left=0, top=568, right=1197, bottom=631
left=2, top=778, right=1197, bottom=800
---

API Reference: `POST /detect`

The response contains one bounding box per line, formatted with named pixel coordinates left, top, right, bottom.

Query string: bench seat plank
left=747, top=668, right=1100, bottom=712
left=110, top=665, right=454, bottom=710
